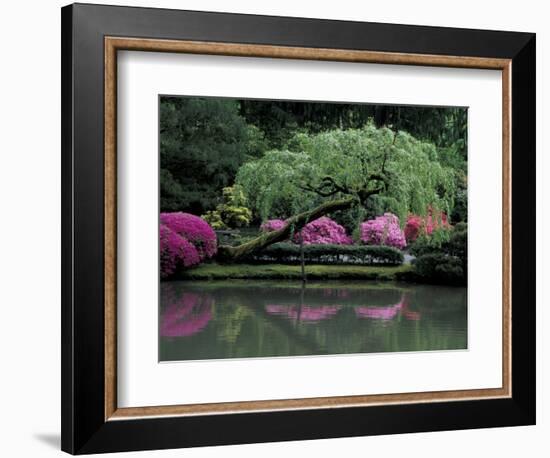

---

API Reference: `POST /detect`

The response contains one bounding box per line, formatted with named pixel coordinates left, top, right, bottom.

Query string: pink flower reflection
left=355, top=304, right=402, bottom=320
left=355, top=295, right=420, bottom=321
left=265, top=304, right=341, bottom=323
left=402, top=309, right=421, bottom=321
left=160, top=290, right=213, bottom=337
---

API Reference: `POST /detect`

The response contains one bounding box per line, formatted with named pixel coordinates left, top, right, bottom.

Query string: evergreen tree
left=160, top=97, right=265, bottom=214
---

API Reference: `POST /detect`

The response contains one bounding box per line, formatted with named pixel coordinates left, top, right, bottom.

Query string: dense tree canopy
left=240, top=100, right=467, bottom=158
left=236, top=123, right=456, bottom=225
left=160, top=97, right=265, bottom=214
left=160, top=97, right=467, bottom=221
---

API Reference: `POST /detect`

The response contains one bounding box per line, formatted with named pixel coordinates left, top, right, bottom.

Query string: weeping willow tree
left=217, top=123, right=456, bottom=260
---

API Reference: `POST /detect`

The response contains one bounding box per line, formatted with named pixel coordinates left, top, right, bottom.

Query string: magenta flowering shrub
left=296, top=217, right=352, bottom=245
left=360, top=213, right=407, bottom=250
left=160, top=224, right=201, bottom=278
left=260, top=219, right=287, bottom=233
left=160, top=212, right=217, bottom=260
left=261, top=217, right=351, bottom=245
left=159, top=213, right=217, bottom=278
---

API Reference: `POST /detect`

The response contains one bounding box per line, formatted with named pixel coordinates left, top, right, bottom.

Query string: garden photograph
left=159, top=96, right=468, bottom=362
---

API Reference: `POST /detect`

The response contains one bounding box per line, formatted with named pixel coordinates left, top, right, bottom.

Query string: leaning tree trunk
left=299, top=231, right=306, bottom=284
left=216, top=197, right=357, bottom=261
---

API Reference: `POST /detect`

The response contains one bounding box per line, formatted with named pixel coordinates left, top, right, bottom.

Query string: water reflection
left=266, top=305, right=342, bottom=323
left=355, top=296, right=420, bottom=321
left=160, top=290, right=213, bottom=337
left=159, top=280, right=467, bottom=361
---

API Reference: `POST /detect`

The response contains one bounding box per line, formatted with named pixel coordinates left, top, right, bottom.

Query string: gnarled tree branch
left=299, top=176, right=351, bottom=198
left=216, top=141, right=394, bottom=261
left=217, top=197, right=358, bottom=261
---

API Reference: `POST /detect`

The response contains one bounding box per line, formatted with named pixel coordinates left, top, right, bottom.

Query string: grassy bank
left=179, top=263, right=413, bottom=281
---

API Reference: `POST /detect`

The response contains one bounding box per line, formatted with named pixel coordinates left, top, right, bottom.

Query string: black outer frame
left=61, top=3, right=536, bottom=454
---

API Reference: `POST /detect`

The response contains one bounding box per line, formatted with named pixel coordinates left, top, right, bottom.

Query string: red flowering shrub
left=360, top=213, right=407, bottom=249
left=160, top=212, right=217, bottom=260
left=404, top=215, right=423, bottom=243
left=424, top=207, right=450, bottom=234
left=404, top=208, right=451, bottom=242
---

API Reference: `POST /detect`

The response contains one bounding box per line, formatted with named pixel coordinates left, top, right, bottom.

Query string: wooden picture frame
left=62, top=3, right=535, bottom=454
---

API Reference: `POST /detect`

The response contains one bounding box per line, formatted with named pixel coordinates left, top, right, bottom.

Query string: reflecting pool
left=159, top=280, right=467, bottom=361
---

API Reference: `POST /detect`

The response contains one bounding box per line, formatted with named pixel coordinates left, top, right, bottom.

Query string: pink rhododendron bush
left=160, top=224, right=201, bottom=278
left=160, top=212, right=217, bottom=278
left=404, top=207, right=451, bottom=242
left=296, top=217, right=352, bottom=245
left=260, top=217, right=352, bottom=245
left=260, top=219, right=287, bottom=233
left=360, top=213, right=407, bottom=250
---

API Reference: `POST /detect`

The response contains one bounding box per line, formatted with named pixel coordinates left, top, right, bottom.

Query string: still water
left=159, top=280, right=467, bottom=361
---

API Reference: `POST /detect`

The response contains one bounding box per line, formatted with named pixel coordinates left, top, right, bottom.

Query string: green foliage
left=216, top=306, right=252, bottom=344
left=409, top=236, right=436, bottom=258
left=412, top=223, right=467, bottom=285
left=414, top=253, right=464, bottom=285
left=236, top=123, right=456, bottom=224
left=202, top=185, right=253, bottom=229
left=447, top=225, right=468, bottom=274
left=332, top=205, right=367, bottom=236
left=179, top=263, right=412, bottom=281
left=409, top=228, right=451, bottom=257
left=451, top=183, right=468, bottom=223
left=201, top=210, right=225, bottom=230
left=223, top=206, right=253, bottom=228
left=361, top=194, right=386, bottom=221
left=160, top=97, right=266, bottom=214
left=236, top=149, right=315, bottom=219
left=383, top=106, right=468, bottom=161
left=454, top=222, right=468, bottom=233
left=239, top=100, right=467, bottom=156
left=241, top=243, right=404, bottom=266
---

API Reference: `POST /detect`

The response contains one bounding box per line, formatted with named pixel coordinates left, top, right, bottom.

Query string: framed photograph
left=61, top=3, right=536, bottom=454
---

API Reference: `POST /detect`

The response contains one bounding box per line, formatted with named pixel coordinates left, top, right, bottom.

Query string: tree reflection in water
left=159, top=280, right=467, bottom=361
left=265, top=304, right=342, bottom=323
left=266, top=283, right=419, bottom=324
